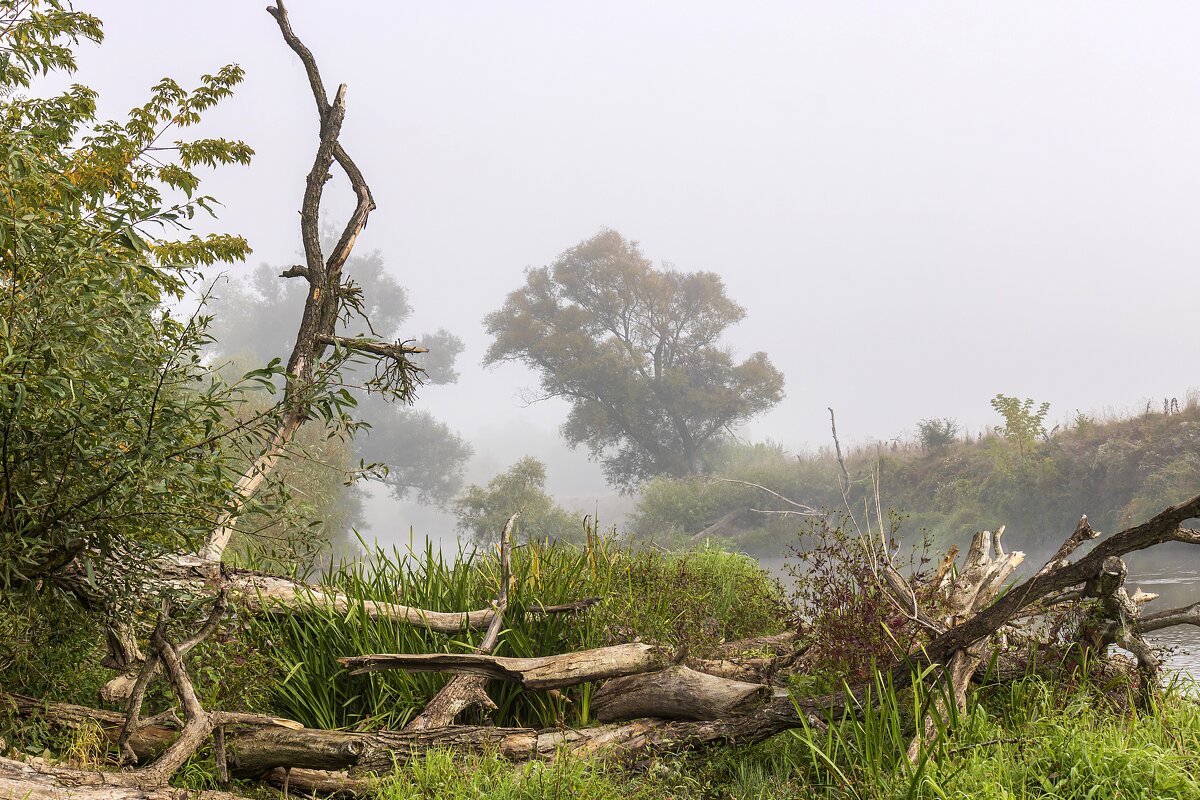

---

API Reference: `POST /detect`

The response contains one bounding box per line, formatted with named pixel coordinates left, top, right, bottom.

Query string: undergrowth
left=258, top=534, right=787, bottom=730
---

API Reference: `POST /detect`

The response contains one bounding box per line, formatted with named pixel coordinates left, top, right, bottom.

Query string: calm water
left=1128, top=569, right=1200, bottom=679
left=757, top=558, right=1200, bottom=681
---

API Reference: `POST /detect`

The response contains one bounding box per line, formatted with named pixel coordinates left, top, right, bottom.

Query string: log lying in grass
left=340, top=643, right=671, bottom=690
left=0, top=756, right=245, bottom=800
left=591, top=665, right=771, bottom=722
left=0, top=694, right=178, bottom=763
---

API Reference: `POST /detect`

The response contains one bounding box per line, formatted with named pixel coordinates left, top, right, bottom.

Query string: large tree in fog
left=208, top=256, right=472, bottom=510
left=484, top=230, right=784, bottom=491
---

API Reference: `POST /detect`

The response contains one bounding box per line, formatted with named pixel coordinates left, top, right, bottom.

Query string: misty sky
left=60, top=2, right=1200, bottom=539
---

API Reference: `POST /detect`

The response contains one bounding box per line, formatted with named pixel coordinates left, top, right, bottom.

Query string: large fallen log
left=0, top=756, right=246, bottom=800
left=591, top=665, right=770, bottom=722
left=0, top=695, right=177, bottom=763
left=340, top=643, right=671, bottom=690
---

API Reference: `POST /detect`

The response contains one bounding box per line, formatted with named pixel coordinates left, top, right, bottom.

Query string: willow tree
left=484, top=229, right=785, bottom=491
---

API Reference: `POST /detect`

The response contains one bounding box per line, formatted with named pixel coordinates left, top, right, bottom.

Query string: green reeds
left=254, top=530, right=787, bottom=732
left=257, top=532, right=623, bottom=730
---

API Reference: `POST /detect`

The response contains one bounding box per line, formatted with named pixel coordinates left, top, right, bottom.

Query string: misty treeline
left=209, top=227, right=1200, bottom=561
left=630, top=393, right=1200, bottom=557
left=203, top=225, right=792, bottom=555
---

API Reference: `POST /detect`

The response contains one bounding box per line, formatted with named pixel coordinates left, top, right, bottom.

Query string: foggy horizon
left=58, top=1, right=1200, bottom=544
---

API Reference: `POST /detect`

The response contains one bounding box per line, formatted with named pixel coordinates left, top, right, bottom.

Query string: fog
left=67, top=2, right=1200, bottom=545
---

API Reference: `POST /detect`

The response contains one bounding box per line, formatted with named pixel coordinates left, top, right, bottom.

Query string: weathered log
left=907, top=525, right=1025, bottom=760
left=260, top=767, right=367, bottom=797
left=689, top=631, right=807, bottom=683
left=0, top=695, right=177, bottom=762
left=711, top=631, right=802, bottom=658
left=591, top=665, right=770, bottom=722
left=0, top=756, right=246, bottom=800
left=341, top=643, right=670, bottom=690
left=229, top=725, right=538, bottom=776
left=1140, top=600, right=1200, bottom=633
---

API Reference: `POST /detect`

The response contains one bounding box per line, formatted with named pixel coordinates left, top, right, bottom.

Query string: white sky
left=62, top=1, right=1200, bottom=540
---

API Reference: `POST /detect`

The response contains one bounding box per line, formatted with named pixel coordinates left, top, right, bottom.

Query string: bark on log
left=0, top=756, right=246, bottom=800
left=259, top=768, right=367, bottom=797
left=0, top=695, right=176, bottom=763
left=1140, top=601, right=1200, bottom=633
left=341, top=643, right=670, bottom=690
left=591, top=665, right=770, bottom=722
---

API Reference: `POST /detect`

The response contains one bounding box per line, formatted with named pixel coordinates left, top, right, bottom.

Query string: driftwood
left=591, top=665, right=771, bottom=722
left=906, top=525, right=1024, bottom=760
left=341, top=643, right=671, bottom=690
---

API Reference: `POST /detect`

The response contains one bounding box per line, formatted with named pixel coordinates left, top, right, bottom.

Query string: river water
left=1129, top=569, right=1200, bottom=679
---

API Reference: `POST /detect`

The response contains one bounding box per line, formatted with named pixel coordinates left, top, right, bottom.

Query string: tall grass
left=777, top=671, right=1200, bottom=800
left=260, top=533, right=618, bottom=730
left=255, top=532, right=787, bottom=730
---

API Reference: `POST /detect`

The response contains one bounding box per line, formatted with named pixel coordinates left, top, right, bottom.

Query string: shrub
left=452, top=457, right=583, bottom=544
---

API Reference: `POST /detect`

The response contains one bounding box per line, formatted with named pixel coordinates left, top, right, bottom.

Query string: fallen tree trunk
left=0, top=695, right=177, bottom=763
left=0, top=756, right=246, bottom=800
left=340, top=643, right=671, bottom=690
left=591, top=665, right=770, bottom=722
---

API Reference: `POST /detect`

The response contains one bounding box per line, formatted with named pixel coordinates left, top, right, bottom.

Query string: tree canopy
left=452, top=457, right=581, bottom=544
left=484, top=229, right=784, bottom=491
left=0, top=1, right=263, bottom=590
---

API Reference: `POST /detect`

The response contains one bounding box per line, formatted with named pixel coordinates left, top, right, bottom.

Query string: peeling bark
left=341, top=643, right=671, bottom=690
left=592, top=665, right=770, bottom=722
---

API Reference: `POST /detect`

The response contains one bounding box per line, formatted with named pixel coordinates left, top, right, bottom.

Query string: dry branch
left=405, top=514, right=516, bottom=730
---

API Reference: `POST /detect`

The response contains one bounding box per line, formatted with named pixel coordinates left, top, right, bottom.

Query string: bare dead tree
left=202, top=0, right=423, bottom=562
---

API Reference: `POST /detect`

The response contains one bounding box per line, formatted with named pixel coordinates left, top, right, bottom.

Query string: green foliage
left=0, top=0, right=263, bottom=591
left=207, top=379, right=369, bottom=567
left=635, top=397, right=1200, bottom=554
left=257, top=538, right=786, bottom=731
left=0, top=591, right=109, bottom=703
left=789, top=675, right=1200, bottom=799
left=990, top=394, right=1051, bottom=456
left=372, top=750, right=664, bottom=800
left=916, top=417, right=958, bottom=451
left=260, top=535, right=619, bottom=731
left=483, top=229, right=785, bottom=491
left=597, top=546, right=788, bottom=658
left=453, top=457, right=582, bottom=544
left=631, top=441, right=840, bottom=554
